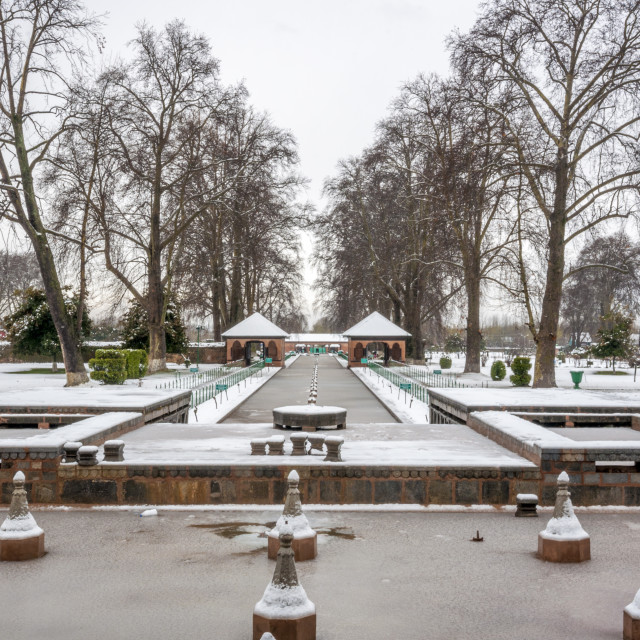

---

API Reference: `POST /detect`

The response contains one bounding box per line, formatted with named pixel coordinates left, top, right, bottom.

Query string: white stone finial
left=13, top=471, right=25, bottom=483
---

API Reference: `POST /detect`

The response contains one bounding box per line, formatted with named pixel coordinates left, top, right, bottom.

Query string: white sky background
left=90, top=0, right=482, bottom=327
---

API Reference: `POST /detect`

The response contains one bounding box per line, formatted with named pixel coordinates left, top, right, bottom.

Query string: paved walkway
left=3, top=509, right=638, bottom=640
left=222, top=355, right=397, bottom=423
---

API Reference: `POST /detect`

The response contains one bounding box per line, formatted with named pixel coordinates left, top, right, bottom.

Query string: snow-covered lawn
left=416, top=353, right=639, bottom=389
left=0, top=361, right=223, bottom=393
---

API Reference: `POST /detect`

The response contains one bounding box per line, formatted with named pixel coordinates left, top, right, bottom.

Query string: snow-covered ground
left=417, top=353, right=640, bottom=389
left=351, top=368, right=429, bottom=424
left=116, top=420, right=535, bottom=467
left=188, top=367, right=280, bottom=423
left=0, top=361, right=223, bottom=393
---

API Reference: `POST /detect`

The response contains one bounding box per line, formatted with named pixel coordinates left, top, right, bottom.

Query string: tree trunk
left=147, top=156, right=167, bottom=374
left=4, top=122, right=88, bottom=386
left=464, top=269, right=482, bottom=373
left=533, top=142, right=568, bottom=388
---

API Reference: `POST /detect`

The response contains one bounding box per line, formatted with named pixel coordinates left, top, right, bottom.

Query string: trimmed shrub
left=124, top=349, right=148, bottom=379
left=89, top=349, right=127, bottom=385
left=510, top=356, right=532, bottom=387
left=439, top=356, right=452, bottom=369
left=490, top=360, right=506, bottom=381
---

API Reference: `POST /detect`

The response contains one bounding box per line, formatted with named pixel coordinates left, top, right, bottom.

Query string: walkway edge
left=215, top=366, right=283, bottom=423
left=347, top=367, right=403, bottom=423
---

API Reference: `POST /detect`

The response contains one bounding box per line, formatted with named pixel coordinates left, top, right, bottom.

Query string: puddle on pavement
left=188, top=521, right=358, bottom=541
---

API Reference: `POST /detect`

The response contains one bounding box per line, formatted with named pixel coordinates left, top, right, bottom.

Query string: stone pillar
left=0, top=471, right=45, bottom=561
left=268, top=470, right=317, bottom=561
left=290, top=434, right=308, bottom=456
left=538, top=471, right=590, bottom=562
left=77, top=445, right=99, bottom=466
left=267, top=436, right=285, bottom=456
left=63, top=441, right=83, bottom=463
left=104, top=440, right=125, bottom=462
left=251, top=439, right=268, bottom=455
left=515, top=493, right=538, bottom=517
left=323, top=436, right=344, bottom=462
left=254, top=522, right=316, bottom=640
left=624, top=589, right=640, bottom=640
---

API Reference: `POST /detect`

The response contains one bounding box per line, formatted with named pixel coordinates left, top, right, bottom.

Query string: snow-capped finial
left=0, top=471, right=45, bottom=560
left=254, top=519, right=316, bottom=636
left=538, top=468, right=590, bottom=562
left=259, top=634, right=276, bottom=640
left=268, top=470, right=317, bottom=561
left=624, top=587, right=640, bottom=633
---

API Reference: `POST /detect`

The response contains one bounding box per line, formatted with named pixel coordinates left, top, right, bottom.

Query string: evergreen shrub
left=439, top=356, right=452, bottom=369
left=89, top=349, right=127, bottom=385
left=510, top=356, right=532, bottom=387
left=490, top=360, right=506, bottom=381
left=124, top=349, right=148, bottom=379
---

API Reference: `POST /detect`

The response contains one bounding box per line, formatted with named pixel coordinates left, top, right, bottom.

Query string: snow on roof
left=343, top=312, right=411, bottom=338
left=221, top=313, right=288, bottom=339
left=287, top=333, right=347, bottom=343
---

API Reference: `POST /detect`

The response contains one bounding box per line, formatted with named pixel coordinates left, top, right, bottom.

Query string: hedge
left=89, top=349, right=127, bottom=385
left=439, top=356, right=452, bottom=370
left=124, top=349, right=148, bottom=379
left=490, top=360, right=506, bottom=381
left=510, top=356, right=532, bottom=387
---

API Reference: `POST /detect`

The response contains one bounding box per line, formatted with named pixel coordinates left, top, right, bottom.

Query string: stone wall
left=1, top=462, right=538, bottom=506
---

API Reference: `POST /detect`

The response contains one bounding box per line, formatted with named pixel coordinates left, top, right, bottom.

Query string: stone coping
left=429, top=388, right=640, bottom=421
left=0, top=412, right=143, bottom=457
left=0, top=388, right=190, bottom=415
left=468, top=411, right=640, bottom=465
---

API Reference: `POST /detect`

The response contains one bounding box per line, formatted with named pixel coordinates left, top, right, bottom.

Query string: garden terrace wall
left=0, top=412, right=145, bottom=504
left=428, top=388, right=640, bottom=426
left=4, top=461, right=538, bottom=506
left=0, top=388, right=191, bottom=424
left=467, top=411, right=640, bottom=506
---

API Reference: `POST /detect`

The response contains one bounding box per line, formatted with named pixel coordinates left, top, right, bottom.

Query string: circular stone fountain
left=273, top=405, right=347, bottom=431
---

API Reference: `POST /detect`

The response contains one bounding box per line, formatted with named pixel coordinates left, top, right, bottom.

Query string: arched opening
left=267, top=340, right=278, bottom=361
left=391, top=342, right=402, bottom=361
left=366, top=341, right=388, bottom=364
left=231, top=340, right=243, bottom=361
left=353, top=342, right=365, bottom=361
left=244, top=340, right=265, bottom=366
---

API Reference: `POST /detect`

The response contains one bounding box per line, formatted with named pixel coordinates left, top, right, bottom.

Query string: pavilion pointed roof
left=343, top=311, right=411, bottom=339
left=222, top=312, right=289, bottom=339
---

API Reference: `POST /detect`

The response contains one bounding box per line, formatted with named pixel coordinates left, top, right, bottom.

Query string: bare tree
left=0, top=249, right=41, bottom=317
left=562, top=231, right=640, bottom=345
left=0, top=0, right=100, bottom=384
left=399, top=73, right=516, bottom=372
left=452, top=0, right=640, bottom=386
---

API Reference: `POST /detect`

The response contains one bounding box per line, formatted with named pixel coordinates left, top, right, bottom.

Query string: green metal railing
left=155, top=365, right=231, bottom=391
left=190, top=360, right=265, bottom=408
left=367, top=362, right=430, bottom=404
left=337, top=352, right=348, bottom=361
left=388, top=360, right=488, bottom=389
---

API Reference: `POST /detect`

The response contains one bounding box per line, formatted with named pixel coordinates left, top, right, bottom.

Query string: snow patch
left=254, top=583, right=315, bottom=620
left=625, top=589, right=640, bottom=619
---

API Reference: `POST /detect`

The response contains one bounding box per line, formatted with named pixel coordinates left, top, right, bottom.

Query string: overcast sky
left=91, top=0, right=482, bottom=323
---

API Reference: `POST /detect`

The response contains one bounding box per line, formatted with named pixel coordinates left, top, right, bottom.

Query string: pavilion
left=222, top=312, right=288, bottom=367
left=343, top=311, right=411, bottom=367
